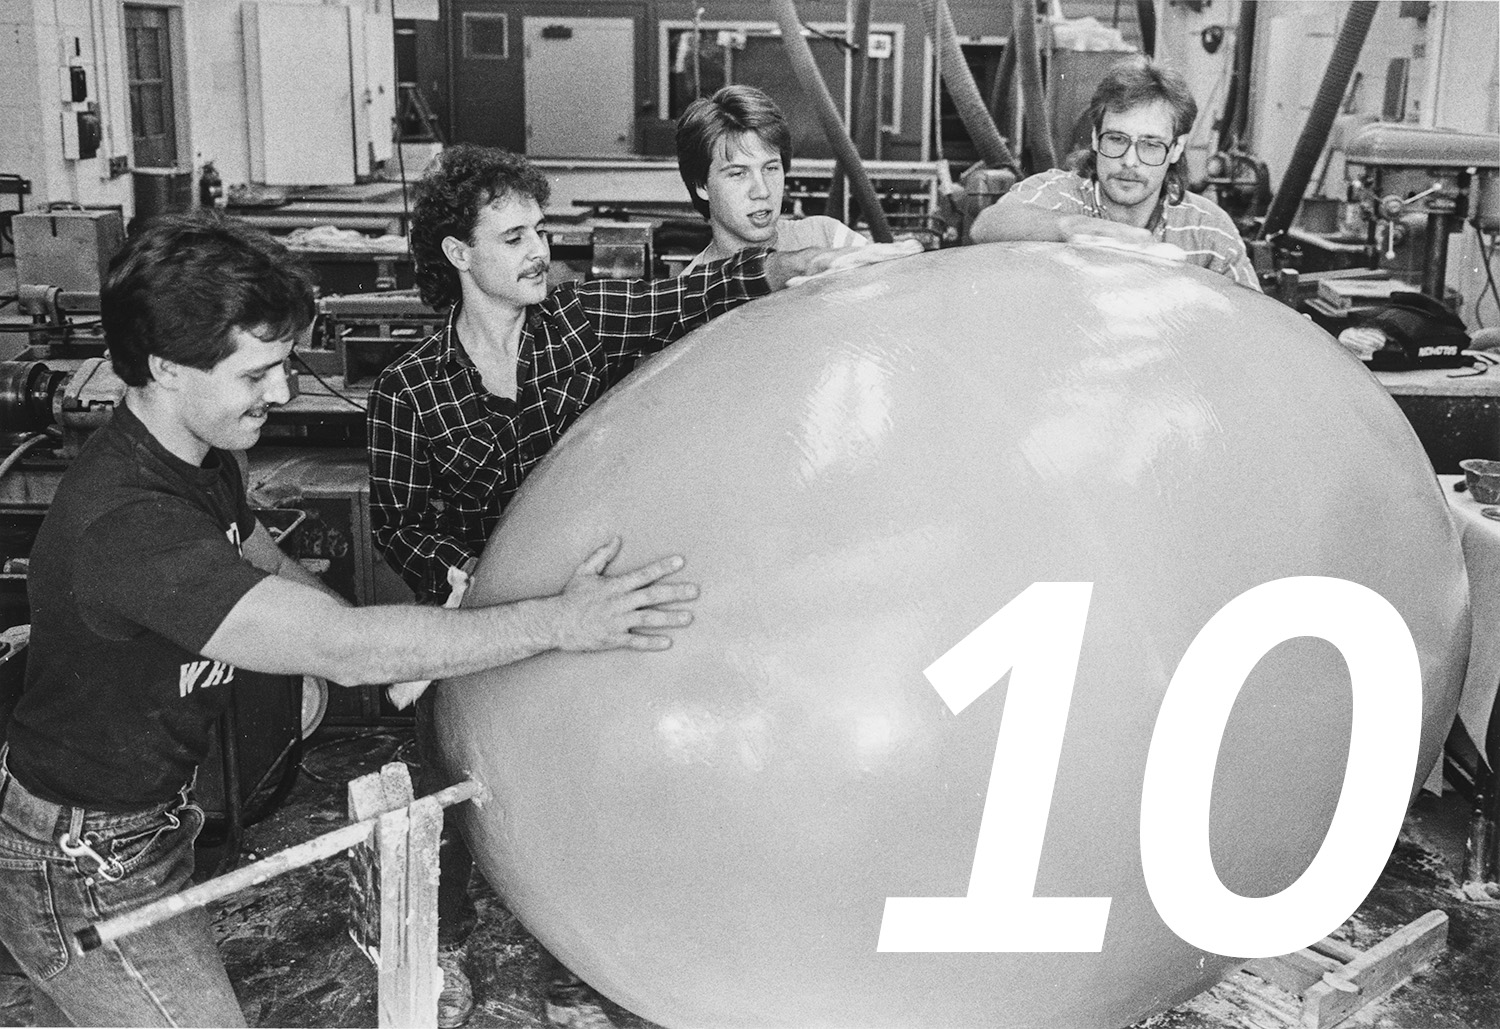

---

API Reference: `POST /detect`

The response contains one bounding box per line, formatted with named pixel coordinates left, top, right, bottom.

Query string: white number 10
left=876, top=577, right=1422, bottom=959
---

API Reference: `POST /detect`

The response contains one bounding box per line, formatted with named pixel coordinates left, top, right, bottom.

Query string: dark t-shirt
left=6, top=402, right=269, bottom=810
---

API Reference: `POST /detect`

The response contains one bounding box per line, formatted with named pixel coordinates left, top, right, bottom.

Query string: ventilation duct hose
left=988, top=34, right=1018, bottom=129
left=771, top=0, right=894, bottom=241
left=1259, top=0, right=1378, bottom=241
left=1136, top=0, right=1157, bottom=57
left=918, top=0, right=1016, bottom=169
left=1013, top=0, right=1057, bottom=169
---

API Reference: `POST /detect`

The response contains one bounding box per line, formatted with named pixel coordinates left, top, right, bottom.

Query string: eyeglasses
left=1095, top=131, right=1172, bottom=167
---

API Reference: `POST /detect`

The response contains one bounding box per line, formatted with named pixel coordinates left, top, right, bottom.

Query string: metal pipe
left=770, top=0, right=894, bottom=241
left=1136, top=0, right=1157, bottom=58
left=1012, top=0, right=1056, bottom=170
left=918, top=0, right=1016, bottom=169
left=1217, top=0, right=1258, bottom=153
left=1421, top=214, right=1453, bottom=299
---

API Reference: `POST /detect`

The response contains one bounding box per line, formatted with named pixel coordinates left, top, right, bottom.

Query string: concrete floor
left=0, top=726, right=1496, bottom=1028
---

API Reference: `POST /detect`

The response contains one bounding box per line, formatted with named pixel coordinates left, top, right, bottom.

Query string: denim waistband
left=0, top=744, right=189, bottom=844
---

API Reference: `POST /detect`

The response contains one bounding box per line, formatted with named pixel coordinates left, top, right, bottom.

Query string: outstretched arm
left=970, top=202, right=1153, bottom=246
left=764, top=239, right=925, bottom=289
left=201, top=537, right=698, bottom=686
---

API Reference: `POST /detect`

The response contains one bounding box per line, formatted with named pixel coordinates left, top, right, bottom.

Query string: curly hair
left=675, top=85, right=793, bottom=221
left=102, top=212, right=316, bottom=387
left=409, top=144, right=552, bottom=309
left=1071, top=58, right=1198, bottom=206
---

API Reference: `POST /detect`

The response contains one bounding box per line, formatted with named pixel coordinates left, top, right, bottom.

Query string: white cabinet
left=242, top=2, right=395, bottom=185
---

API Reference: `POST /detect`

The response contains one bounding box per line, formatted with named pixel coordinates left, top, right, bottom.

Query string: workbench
left=1374, top=365, right=1500, bottom=474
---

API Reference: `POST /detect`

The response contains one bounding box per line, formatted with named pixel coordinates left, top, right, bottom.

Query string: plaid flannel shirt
left=367, top=246, right=773, bottom=602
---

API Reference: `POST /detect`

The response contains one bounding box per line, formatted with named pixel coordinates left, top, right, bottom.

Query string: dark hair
left=101, top=213, right=316, bottom=387
left=410, top=144, right=552, bottom=309
left=1072, top=58, right=1198, bottom=205
left=675, top=85, right=793, bottom=220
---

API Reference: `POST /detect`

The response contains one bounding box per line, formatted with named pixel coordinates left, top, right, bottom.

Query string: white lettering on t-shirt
left=179, top=658, right=237, bottom=698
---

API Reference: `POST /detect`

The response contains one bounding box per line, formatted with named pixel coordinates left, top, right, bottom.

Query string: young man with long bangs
left=674, top=84, right=867, bottom=274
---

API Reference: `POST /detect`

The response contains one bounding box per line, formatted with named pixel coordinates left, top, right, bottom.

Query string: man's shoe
left=436, top=950, right=475, bottom=1029
left=543, top=980, right=617, bottom=1029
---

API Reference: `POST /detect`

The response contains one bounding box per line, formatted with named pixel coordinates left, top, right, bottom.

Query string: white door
left=523, top=17, right=635, bottom=157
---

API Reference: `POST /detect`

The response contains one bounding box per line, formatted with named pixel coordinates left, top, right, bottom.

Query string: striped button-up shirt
left=998, top=168, right=1261, bottom=290
left=367, top=247, right=772, bottom=601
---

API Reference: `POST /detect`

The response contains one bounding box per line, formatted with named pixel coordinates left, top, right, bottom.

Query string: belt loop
left=66, top=806, right=83, bottom=844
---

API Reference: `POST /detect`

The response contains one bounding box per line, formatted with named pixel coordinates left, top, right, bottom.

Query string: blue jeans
left=0, top=750, right=245, bottom=1027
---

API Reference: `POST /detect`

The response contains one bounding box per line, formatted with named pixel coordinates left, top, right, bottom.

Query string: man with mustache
left=674, top=85, right=865, bottom=274
left=0, top=214, right=704, bottom=1028
left=367, top=143, right=916, bottom=1028
left=971, top=58, right=1259, bottom=290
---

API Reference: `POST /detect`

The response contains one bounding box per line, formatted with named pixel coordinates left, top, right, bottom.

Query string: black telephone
left=1363, top=291, right=1472, bottom=371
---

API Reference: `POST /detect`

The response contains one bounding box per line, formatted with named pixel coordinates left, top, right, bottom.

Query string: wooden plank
left=1300, top=910, right=1448, bottom=1029
left=81, top=775, right=484, bottom=954
left=401, top=796, right=443, bottom=1029
left=376, top=803, right=418, bottom=1027
left=1245, top=948, right=1344, bottom=996
left=348, top=764, right=415, bottom=969
left=1307, top=936, right=1362, bottom=965
left=346, top=771, right=389, bottom=964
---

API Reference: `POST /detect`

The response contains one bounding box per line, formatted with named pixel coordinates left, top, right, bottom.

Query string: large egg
left=437, top=243, right=1467, bottom=1028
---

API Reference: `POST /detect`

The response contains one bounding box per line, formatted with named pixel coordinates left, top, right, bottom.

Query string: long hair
left=1072, top=58, right=1197, bottom=205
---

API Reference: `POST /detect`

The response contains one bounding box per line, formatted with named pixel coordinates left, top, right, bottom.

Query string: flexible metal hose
left=1012, top=0, right=1057, bottom=170
left=988, top=35, right=1017, bottom=131
left=1259, top=0, right=1378, bottom=240
left=770, top=0, right=894, bottom=241
left=0, top=433, right=50, bottom=484
left=918, top=0, right=1016, bottom=169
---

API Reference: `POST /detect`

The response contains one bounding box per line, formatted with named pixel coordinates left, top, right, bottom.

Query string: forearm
left=970, top=201, right=1076, bottom=244
left=204, top=576, right=566, bottom=685
left=590, top=248, right=773, bottom=360
left=320, top=598, right=564, bottom=684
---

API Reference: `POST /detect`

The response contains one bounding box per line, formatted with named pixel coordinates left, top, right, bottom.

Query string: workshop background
left=0, top=1, right=1499, bottom=1027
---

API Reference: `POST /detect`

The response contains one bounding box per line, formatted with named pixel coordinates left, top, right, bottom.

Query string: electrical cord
left=0, top=432, right=52, bottom=483
left=1474, top=222, right=1499, bottom=330
left=292, top=350, right=367, bottom=412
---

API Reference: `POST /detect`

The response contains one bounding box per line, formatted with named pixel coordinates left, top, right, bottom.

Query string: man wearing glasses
left=971, top=58, right=1259, bottom=290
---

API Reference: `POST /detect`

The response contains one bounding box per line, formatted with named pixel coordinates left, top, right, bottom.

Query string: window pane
left=464, top=13, right=508, bottom=59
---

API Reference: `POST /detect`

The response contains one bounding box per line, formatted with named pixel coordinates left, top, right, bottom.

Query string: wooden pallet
left=1240, top=909, right=1448, bottom=1029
